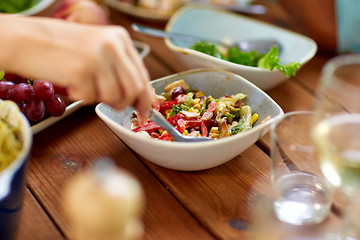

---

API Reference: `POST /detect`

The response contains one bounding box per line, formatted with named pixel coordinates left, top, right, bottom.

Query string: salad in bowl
left=96, top=69, right=284, bottom=171
left=131, top=79, right=269, bottom=141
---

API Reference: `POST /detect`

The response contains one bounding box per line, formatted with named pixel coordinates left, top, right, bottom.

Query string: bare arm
left=0, top=14, right=152, bottom=116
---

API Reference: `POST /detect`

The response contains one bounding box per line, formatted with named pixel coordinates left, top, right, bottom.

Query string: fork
left=149, top=110, right=213, bottom=142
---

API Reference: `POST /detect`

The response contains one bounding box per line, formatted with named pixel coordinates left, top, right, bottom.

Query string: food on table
left=52, top=0, right=108, bottom=25
left=0, top=100, right=23, bottom=172
left=116, top=0, right=185, bottom=14
left=131, top=79, right=264, bottom=141
left=0, top=71, right=69, bottom=124
left=190, top=42, right=300, bottom=77
left=0, top=0, right=40, bottom=13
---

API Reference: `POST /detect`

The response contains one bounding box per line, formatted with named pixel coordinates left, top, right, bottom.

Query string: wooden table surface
left=16, top=1, right=341, bottom=240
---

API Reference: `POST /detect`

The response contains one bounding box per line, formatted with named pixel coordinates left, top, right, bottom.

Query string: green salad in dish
left=0, top=0, right=40, bottom=13
left=190, top=41, right=300, bottom=78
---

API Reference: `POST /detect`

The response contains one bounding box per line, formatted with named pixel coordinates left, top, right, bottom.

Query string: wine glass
left=312, top=54, right=360, bottom=239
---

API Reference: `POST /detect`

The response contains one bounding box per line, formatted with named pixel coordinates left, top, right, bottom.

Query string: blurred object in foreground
left=335, top=0, right=360, bottom=54
left=62, top=158, right=144, bottom=240
left=0, top=100, right=33, bottom=240
left=52, top=0, right=108, bottom=25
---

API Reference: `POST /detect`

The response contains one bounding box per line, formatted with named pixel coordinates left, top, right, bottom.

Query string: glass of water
left=270, top=111, right=334, bottom=225
left=312, top=54, right=360, bottom=239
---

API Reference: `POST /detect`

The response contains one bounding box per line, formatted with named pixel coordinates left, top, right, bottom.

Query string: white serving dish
left=165, top=5, right=317, bottom=90
left=96, top=68, right=284, bottom=171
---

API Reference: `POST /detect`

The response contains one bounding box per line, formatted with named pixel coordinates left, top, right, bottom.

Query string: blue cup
left=0, top=112, right=32, bottom=240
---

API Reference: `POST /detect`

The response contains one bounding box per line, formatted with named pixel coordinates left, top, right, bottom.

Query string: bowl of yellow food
left=96, top=68, right=283, bottom=171
left=0, top=100, right=32, bottom=240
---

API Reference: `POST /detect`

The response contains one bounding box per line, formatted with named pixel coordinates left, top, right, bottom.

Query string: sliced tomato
left=132, top=122, right=160, bottom=132
left=167, top=113, right=185, bottom=126
left=159, top=132, right=173, bottom=141
left=176, top=119, right=187, bottom=134
left=159, top=99, right=178, bottom=111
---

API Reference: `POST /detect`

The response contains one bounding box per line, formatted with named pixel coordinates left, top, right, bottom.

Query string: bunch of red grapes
left=0, top=73, right=70, bottom=123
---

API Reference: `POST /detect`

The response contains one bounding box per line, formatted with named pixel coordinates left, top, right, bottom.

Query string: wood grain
left=16, top=188, right=63, bottom=240
left=27, top=107, right=213, bottom=240
left=18, top=1, right=341, bottom=240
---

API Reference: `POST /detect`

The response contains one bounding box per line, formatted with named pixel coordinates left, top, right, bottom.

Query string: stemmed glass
left=312, top=54, right=360, bottom=239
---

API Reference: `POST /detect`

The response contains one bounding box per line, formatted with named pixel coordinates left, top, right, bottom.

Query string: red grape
left=170, top=86, right=185, bottom=99
left=4, top=73, right=26, bottom=83
left=7, top=83, right=33, bottom=103
left=45, top=94, right=66, bottom=117
left=1, top=71, right=70, bottom=123
left=18, top=102, right=27, bottom=116
left=0, top=81, right=15, bottom=99
left=33, top=80, right=55, bottom=100
left=53, top=84, right=68, bottom=96
left=25, top=96, right=45, bottom=122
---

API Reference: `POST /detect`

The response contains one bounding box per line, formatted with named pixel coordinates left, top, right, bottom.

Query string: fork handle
left=131, top=23, right=227, bottom=47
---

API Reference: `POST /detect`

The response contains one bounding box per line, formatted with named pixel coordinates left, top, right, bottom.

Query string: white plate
left=104, top=0, right=178, bottom=21
left=32, top=40, right=150, bottom=134
left=31, top=100, right=82, bottom=134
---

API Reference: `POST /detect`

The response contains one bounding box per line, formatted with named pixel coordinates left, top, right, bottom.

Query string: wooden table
left=16, top=1, right=341, bottom=239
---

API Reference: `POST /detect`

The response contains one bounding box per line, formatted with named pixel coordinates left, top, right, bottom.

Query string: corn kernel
left=182, top=130, right=188, bottom=135
left=188, top=107, right=199, bottom=113
left=251, top=113, right=259, bottom=124
left=192, top=104, right=201, bottom=110
left=196, top=91, right=204, bottom=97
left=210, top=127, right=219, bottom=134
left=165, top=109, right=172, bottom=118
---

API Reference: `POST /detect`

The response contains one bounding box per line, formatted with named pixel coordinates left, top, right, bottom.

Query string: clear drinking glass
left=270, top=111, right=333, bottom=226
left=312, top=54, right=360, bottom=239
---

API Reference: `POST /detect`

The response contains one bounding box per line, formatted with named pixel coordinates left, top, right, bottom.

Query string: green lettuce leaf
left=190, top=41, right=225, bottom=60
left=227, top=46, right=264, bottom=67
left=190, top=41, right=300, bottom=78
left=257, top=46, right=300, bottom=77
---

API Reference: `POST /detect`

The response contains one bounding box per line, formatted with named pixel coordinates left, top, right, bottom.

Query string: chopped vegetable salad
left=131, top=80, right=264, bottom=141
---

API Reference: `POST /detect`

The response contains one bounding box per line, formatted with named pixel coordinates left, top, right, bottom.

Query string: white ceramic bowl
left=16, top=0, right=55, bottom=15
left=165, top=5, right=317, bottom=90
left=96, top=68, right=284, bottom=171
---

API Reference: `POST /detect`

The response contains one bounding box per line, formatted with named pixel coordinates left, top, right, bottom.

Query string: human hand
left=52, top=0, right=108, bottom=25
left=0, top=15, right=153, bottom=117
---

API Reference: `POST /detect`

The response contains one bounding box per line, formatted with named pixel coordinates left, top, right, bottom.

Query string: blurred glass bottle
left=62, top=158, right=144, bottom=240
